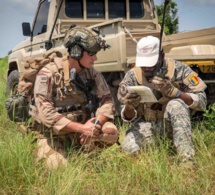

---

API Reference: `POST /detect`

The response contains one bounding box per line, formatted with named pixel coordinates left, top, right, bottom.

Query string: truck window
left=109, top=0, right=144, bottom=19
left=65, top=0, right=83, bottom=18
left=87, top=0, right=105, bottom=18
left=129, top=0, right=144, bottom=18
left=33, top=0, right=50, bottom=36
left=66, top=0, right=105, bottom=18
left=109, top=0, right=126, bottom=19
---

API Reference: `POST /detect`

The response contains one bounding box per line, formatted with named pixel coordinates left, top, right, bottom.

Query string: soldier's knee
left=166, top=99, right=189, bottom=114
left=94, top=131, right=119, bottom=149
left=99, top=130, right=119, bottom=145
left=121, top=132, right=140, bottom=154
left=101, top=121, right=119, bottom=143
left=103, top=127, right=119, bottom=136
left=167, top=99, right=183, bottom=108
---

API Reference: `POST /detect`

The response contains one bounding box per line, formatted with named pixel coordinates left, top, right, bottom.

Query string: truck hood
left=11, top=37, right=31, bottom=53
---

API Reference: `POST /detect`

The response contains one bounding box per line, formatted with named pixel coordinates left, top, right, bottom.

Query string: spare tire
left=6, top=70, right=20, bottom=95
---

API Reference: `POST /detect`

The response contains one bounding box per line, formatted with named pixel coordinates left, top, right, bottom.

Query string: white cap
left=135, top=36, right=160, bottom=67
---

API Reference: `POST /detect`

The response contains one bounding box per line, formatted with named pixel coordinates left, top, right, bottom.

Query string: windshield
left=33, top=0, right=50, bottom=36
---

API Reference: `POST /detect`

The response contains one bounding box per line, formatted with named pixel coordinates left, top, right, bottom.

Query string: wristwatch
left=92, top=119, right=101, bottom=125
left=176, top=90, right=181, bottom=97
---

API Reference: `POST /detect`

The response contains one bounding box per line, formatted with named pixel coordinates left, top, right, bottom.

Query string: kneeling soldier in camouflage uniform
left=30, top=26, right=119, bottom=169
left=117, top=36, right=207, bottom=165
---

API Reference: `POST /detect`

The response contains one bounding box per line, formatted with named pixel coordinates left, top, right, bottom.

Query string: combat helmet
left=64, top=25, right=110, bottom=60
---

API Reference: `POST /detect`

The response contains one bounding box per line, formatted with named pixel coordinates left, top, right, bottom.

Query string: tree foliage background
left=156, top=1, right=179, bottom=35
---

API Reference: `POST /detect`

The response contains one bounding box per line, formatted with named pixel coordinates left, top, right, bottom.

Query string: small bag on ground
left=5, top=94, right=30, bottom=122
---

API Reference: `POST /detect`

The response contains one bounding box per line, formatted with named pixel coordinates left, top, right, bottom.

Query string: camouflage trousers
left=33, top=121, right=118, bottom=170
left=122, top=99, right=195, bottom=161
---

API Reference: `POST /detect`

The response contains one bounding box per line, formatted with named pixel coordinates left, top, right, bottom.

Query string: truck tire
left=6, top=70, right=20, bottom=95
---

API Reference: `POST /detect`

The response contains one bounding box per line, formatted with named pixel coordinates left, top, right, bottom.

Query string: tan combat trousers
left=33, top=121, right=118, bottom=170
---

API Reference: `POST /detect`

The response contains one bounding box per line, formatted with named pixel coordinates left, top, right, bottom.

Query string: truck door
left=26, top=0, right=50, bottom=57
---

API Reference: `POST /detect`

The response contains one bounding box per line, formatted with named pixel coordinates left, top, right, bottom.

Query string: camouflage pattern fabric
left=33, top=137, right=68, bottom=170
left=64, top=26, right=109, bottom=53
left=33, top=62, right=114, bottom=133
left=33, top=122, right=118, bottom=170
left=122, top=99, right=195, bottom=160
left=118, top=59, right=207, bottom=161
left=31, top=60, right=117, bottom=169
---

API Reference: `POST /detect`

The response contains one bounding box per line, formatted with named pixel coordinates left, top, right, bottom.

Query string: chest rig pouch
left=54, top=57, right=99, bottom=123
left=69, top=67, right=99, bottom=116
left=133, top=59, right=176, bottom=121
left=51, top=56, right=86, bottom=123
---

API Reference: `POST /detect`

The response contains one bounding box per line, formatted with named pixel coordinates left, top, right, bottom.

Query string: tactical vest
left=54, top=56, right=96, bottom=123
left=133, top=59, right=176, bottom=121
left=133, top=58, right=207, bottom=121
left=29, top=55, right=97, bottom=126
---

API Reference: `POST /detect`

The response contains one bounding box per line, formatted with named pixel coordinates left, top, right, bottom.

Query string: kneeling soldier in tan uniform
left=29, top=26, right=119, bottom=169
left=117, top=36, right=207, bottom=166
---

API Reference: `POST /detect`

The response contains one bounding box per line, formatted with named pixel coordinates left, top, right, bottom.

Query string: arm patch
left=34, top=75, right=49, bottom=96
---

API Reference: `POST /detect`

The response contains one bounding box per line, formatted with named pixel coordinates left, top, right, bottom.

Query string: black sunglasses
left=87, top=51, right=97, bottom=56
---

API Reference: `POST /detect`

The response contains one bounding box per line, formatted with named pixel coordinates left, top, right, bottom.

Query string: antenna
left=45, top=0, right=63, bottom=50
left=159, top=0, right=171, bottom=53
left=155, top=0, right=171, bottom=78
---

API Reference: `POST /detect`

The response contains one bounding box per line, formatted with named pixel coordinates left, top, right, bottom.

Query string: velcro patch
left=188, top=73, right=199, bottom=86
left=34, top=75, right=49, bottom=96
left=119, top=83, right=128, bottom=97
left=39, top=76, right=48, bottom=83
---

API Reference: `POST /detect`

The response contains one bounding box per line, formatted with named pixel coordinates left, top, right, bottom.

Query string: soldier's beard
left=144, top=70, right=155, bottom=79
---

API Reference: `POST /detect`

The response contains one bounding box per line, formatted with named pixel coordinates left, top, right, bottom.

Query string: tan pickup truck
left=7, top=0, right=215, bottom=115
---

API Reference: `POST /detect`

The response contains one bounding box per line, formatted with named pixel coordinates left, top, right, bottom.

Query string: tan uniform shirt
left=33, top=62, right=114, bottom=134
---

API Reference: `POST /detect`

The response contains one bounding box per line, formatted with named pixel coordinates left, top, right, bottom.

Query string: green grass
left=0, top=57, right=214, bottom=194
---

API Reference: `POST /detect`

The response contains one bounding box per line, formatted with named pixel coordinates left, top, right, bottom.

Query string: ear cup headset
left=68, top=44, right=83, bottom=60
left=64, top=34, right=84, bottom=60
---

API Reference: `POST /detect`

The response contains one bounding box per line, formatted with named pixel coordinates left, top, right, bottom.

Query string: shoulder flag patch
left=188, top=73, right=199, bottom=86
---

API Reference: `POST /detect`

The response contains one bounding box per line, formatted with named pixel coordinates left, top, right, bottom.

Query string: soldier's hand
left=80, top=118, right=102, bottom=145
left=123, top=93, right=141, bottom=108
left=82, top=118, right=101, bottom=137
left=151, top=76, right=180, bottom=98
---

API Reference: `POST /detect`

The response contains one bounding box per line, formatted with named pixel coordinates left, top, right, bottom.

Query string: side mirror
left=22, top=22, right=31, bottom=36
left=41, top=25, right=47, bottom=34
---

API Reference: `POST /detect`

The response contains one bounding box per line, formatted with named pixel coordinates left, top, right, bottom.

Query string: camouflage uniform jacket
left=31, top=59, right=114, bottom=135
left=118, top=59, right=207, bottom=122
